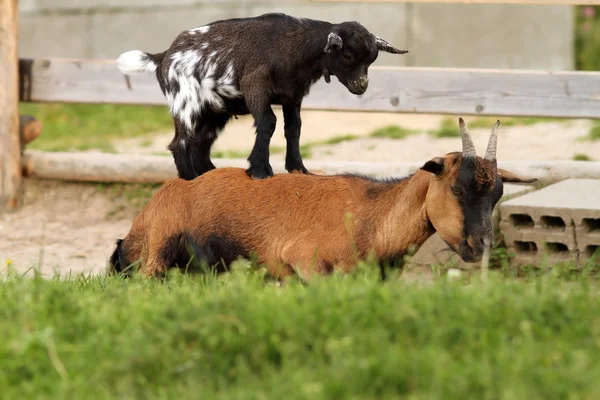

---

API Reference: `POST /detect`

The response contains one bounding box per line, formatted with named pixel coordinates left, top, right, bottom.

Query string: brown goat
left=108, top=118, right=536, bottom=280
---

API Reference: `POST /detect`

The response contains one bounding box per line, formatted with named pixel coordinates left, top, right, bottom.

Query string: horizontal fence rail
left=18, top=57, right=600, bottom=119
left=311, top=0, right=600, bottom=4
left=21, top=150, right=600, bottom=185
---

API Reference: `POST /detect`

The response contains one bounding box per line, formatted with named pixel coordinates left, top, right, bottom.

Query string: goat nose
left=359, top=76, right=369, bottom=89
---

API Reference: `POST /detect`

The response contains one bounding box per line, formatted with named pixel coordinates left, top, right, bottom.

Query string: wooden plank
left=0, top=0, right=21, bottom=211
left=18, top=57, right=600, bottom=119
left=21, top=150, right=600, bottom=186
left=311, top=0, right=600, bottom=4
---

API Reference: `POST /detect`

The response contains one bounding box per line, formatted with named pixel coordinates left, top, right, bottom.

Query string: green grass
left=212, top=150, right=250, bottom=159
left=429, top=117, right=570, bottom=139
left=270, top=134, right=358, bottom=160
left=585, top=121, right=600, bottom=141
left=369, top=125, right=416, bottom=139
left=21, top=103, right=172, bottom=152
left=429, top=118, right=461, bottom=138
left=321, top=134, right=359, bottom=145
left=467, top=116, right=566, bottom=129
left=1, top=259, right=600, bottom=398
left=573, top=153, right=594, bottom=161
left=575, top=6, right=600, bottom=71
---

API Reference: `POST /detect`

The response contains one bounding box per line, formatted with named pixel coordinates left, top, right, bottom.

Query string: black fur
left=108, top=239, right=132, bottom=277
left=157, top=233, right=249, bottom=274
left=452, top=156, right=504, bottom=262
left=337, top=172, right=410, bottom=199
left=123, top=13, right=407, bottom=181
left=186, top=233, right=249, bottom=273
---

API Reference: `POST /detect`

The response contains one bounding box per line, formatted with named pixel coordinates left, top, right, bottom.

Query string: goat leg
left=283, top=102, right=308, bottom=175
left=168, top=121, right=199, bottom=181
left=246, top=104, right=276, bottom=180
left=189, top=113, right=230, bottom=177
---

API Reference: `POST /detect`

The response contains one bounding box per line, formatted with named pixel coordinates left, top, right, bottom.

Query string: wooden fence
left=2, top=0, right=600, bottom=211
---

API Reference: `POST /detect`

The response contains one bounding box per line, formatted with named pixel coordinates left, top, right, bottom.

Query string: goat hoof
left=285, top=162, right=308, bottom=175
left=246, top=165, right=274, bottom=180
left=287, top=168, right=309, bottom=175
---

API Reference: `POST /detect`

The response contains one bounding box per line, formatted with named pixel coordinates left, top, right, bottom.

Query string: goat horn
left=484, top=120, right=500, bottom=161
left=458, top=117, right=476, bottom=158
left=374, top=36, right=409, bottom=54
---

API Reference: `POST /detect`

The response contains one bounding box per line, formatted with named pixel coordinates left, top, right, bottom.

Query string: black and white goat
left=117, top=13, right=408, bottom=180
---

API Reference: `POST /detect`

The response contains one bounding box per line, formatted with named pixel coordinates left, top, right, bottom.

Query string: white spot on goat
left=200, top=43, right=209, bottom=50
left=191, top=25, right=210, bottom=34
left=162, top=47, right=242, bottom=133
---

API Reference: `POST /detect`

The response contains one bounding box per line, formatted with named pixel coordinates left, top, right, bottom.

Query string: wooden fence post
left=0, top=0, right=21, bottom=211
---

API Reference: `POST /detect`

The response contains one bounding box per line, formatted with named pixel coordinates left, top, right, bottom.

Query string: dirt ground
left=114, top=110, right=600, bottom=162
left=1, top=111, right=598, bottom=278
left=0, top=179, right=140, bottom=277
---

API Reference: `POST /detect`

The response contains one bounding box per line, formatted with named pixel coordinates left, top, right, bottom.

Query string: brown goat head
left=420, top=118, right=536, bottom=263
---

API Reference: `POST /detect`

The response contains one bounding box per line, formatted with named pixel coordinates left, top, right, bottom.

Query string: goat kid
left=108, top=118, right=536, bottom=281
left=116, top=13, right=407, bottom=181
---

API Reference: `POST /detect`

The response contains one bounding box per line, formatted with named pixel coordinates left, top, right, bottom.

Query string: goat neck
left=371, top=170, right=435, bottom=260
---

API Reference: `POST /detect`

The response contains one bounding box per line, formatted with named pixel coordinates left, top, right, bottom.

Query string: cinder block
left=408, top=183, right=536, bottom=270
left=505, top=239, right=579, bottom=268
left=499, top=178, right=600, bottom=266
left=577, top=218, right=600, bottom=262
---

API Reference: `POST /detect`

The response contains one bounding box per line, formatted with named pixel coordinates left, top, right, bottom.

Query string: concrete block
left=577, top=219, right=600, bottom=262
left=508, top=248, right=579, bottom=269
left=499, top=220, right=577, bottom=253
left=499, top=178, right=600, bottom=266
left=410, top=3, right=573, bottom=70
left=408, top=183, right=536, bottom=270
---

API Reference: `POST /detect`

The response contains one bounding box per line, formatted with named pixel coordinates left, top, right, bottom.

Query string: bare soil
left=0, top=179, right=143, bottom=277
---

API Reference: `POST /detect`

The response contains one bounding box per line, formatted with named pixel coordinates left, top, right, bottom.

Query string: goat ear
left=375, top=36, right=409, bottom=54
left=497, top=168, right=538, bottom=184
left=421, top=157, right=445, bottom=176
left=324, top=33, right=343, bottom=52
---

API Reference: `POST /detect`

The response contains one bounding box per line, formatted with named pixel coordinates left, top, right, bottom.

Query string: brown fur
left=109, top=151, right=535, bottom=281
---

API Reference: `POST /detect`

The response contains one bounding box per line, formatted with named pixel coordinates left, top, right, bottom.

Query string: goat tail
left=116, top=50, right=164, bottom=75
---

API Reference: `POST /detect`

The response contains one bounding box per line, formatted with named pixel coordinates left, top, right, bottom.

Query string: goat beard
left=323, top=68, right=331, bottom=83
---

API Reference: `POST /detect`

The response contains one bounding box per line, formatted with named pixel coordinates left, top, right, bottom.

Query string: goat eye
left=342, top=53, right=353, bottom=63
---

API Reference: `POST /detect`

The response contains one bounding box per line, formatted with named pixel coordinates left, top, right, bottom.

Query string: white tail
left=116, top=50, right=157, bottom=74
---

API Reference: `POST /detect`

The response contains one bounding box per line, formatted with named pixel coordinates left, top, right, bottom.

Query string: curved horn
left=458, top=117, right=477, bottom=158
left=375, top=36, right=409, bottom=54
left=484, top=120, right=500, bottom=161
